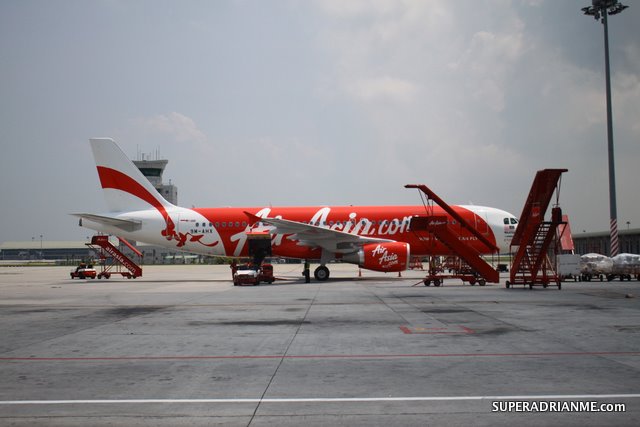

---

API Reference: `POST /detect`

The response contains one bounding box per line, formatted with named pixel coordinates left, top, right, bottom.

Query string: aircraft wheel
left=505, top=280, right=510, bottom=289
left=529, top=283, right=533, bottom=290
left=314, top=266, right=330, bottom=281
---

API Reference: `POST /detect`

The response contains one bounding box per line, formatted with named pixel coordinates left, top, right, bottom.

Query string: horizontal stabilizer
left=71, top=213, right=141, bottom=232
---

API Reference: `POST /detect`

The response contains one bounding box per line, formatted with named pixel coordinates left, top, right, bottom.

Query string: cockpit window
left=503, top=218, right=509, bottom=225
left=510, top=218, right=518, bottom=224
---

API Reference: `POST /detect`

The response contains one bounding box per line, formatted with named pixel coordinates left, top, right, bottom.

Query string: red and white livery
left=75, top=138, right=518, bottom=281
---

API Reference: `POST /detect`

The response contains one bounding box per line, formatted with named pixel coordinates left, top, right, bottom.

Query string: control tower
left=133, top=156, right=178, bottom=205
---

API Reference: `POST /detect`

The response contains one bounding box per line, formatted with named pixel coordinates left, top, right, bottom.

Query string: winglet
left=243, top=211, right=263, bottom=225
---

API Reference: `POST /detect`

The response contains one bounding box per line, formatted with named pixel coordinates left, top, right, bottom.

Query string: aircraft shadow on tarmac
left=67, top=276, right=493, bottom=286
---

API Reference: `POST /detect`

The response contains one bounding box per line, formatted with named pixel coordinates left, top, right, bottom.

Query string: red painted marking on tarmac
left=1, top=351, right=640, bottom=362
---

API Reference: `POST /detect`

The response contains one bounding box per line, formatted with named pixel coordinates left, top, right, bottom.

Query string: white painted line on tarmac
left=1, top=394, right=640, bottom=405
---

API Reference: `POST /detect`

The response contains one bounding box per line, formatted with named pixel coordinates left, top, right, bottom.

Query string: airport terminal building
left=0, top=240, right=204, bottom=265
left=572, top=228, right=640, bottom=256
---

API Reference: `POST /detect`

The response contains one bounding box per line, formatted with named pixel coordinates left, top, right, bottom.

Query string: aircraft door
left=247, top=232, right=272, bottom=265
left=476, top=211, right=489, bottom=235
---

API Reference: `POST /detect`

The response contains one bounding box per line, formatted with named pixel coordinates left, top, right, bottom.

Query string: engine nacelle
left=343, top=242, right=410, bottom=272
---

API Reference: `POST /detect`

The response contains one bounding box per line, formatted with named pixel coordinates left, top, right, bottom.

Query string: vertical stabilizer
left=90, top=138, right=176, bottom=213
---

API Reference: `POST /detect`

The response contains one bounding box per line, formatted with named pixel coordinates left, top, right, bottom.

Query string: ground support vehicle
left=233, top=263, right=274, bottom=286
left=87, top=235, right=142, bottom=279
left=420, top=256, right=488, bottom=287
left=579, top=253, right=613, bottom=282
left=70, top=264, right=97, bottom=279
left=406, top=184, right=500, bottom=287
left=608, top=253, right=640, bottom=281
left=506, top=169, right=567, bottom=290
left=558, top=254, right=581, bottom=282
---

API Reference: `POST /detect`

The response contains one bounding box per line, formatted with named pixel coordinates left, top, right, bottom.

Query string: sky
left=1, top=0, right=639, bottom=243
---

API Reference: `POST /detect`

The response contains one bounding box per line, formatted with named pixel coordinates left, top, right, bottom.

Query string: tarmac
left=0, top=264, right=639, bottom=426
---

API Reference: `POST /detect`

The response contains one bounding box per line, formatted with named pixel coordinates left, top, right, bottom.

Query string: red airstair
left=507, top=169, right=567, bottom=290
left=557, top=215, right=575, bottom=253
left=406, top=184, right=500, bottom=286
left=87, top=235, right=143, bottom=279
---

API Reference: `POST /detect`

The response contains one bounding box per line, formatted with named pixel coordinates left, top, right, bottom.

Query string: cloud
left=308, top=0, right=640, bottom=227
left=450, top=27, right=525, bottom=112
left=135, top=112, right=207, bottom=145
left=347, top=76, right=418, bottom=102
left=615, top=71, right=640, bottom=135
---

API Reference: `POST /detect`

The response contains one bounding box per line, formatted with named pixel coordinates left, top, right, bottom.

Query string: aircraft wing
left=244, top=212, right=394, bottom=253
left=71, top=213, right=142, bottom=232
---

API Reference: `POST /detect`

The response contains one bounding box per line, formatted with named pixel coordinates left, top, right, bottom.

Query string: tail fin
left=90, top=138, right=175, bottom=212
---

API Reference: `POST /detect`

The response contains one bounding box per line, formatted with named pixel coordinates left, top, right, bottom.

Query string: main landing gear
left=305, top=250, right=332, bottom=282
left=302, top=264, right=331, bottom=282
left=314, top=265, right=330, bottom=281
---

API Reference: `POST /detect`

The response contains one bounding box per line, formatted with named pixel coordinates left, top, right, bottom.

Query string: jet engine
left=342, top=242, right=409, bottom=272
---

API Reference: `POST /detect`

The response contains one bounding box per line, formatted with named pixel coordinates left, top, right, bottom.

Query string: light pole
left=581, top=0, right=628, bottom=257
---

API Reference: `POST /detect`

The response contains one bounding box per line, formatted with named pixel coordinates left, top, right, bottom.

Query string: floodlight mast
left=581, top=0, right=628, bottom=256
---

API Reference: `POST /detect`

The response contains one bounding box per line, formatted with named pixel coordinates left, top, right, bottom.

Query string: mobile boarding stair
left=406, top=184, right=499, bottom=286
left=87, top=235, right=143, bottom=279
left=506, top=169, right=567, bottom=290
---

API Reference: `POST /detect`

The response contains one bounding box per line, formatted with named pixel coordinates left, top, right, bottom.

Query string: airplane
left=74, top=138, right=519, bottom=281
